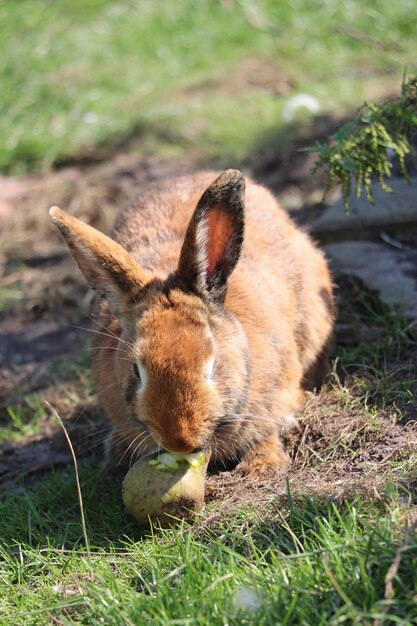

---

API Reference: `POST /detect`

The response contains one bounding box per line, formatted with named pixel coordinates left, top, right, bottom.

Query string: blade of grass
left=44, top=401, right=92, bottom=574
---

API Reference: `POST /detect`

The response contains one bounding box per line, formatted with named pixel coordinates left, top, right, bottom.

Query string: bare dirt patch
left=204, top=387, right=417, bottom=517
left=0, top=153, right=198, bottom=262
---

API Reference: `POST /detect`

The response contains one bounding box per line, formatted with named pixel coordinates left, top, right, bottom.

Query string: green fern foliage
left=307, top=76, right=417, bottom=210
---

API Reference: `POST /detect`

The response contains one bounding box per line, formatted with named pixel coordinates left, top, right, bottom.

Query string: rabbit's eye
left=133, top=363, right=141, bottom=380
left=133, top=361, right=148, bottom=391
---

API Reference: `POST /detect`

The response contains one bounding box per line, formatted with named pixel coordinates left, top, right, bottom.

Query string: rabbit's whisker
left=69, top=324, right=134, bottom=352
left=84, top=345, right=133, bottom=357
left=130, top=433, right=153, bottom=467
left=117, top=431, right=150, bottom=466
left=88, top=316, right=135, bottom=350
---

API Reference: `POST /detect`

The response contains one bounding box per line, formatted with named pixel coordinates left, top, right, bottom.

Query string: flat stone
left=325, top=240, right=417, bottom=320
left=311, top=177, right=417, bottom=243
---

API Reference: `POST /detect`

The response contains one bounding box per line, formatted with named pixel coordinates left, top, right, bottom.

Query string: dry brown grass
left=203, top=381, right=417, bottom=521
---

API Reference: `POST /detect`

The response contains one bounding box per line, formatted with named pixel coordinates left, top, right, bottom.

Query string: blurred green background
left=1, top=0, right=416, bottom=174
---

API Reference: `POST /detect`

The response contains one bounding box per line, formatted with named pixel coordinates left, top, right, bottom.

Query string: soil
left=1, top=115, right=416, bottom=512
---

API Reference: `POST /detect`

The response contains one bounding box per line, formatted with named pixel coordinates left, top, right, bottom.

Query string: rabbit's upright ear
left=49, top=207, right=151, bottom=319
left=178, top=169, right=245, bottom=303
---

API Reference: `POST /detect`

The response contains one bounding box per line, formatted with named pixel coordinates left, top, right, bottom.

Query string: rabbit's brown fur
left=50, top=170, right=334, bottom=474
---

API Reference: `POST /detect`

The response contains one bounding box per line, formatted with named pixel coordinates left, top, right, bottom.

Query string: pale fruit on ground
left=122, top=450, right=208, bottom=527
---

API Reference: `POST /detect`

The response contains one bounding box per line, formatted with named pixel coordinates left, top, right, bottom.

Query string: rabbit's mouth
left=140, top=446, right=164, bottom=459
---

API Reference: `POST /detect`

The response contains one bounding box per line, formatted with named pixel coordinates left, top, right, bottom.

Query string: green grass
left=335, top=282, right=415, bottom=368
left=334, top=281, right=417, bottom=417
left=0, top=340, right=93, bottom=444
left=1, top=0, right=416, bottom=173
left=1, top=467, right=416, bottom=625
left=0, top=282, right=23, bottom=315
left=1, top=402, right=45, bottom=445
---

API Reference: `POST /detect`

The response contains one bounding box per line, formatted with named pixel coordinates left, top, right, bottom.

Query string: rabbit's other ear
left=178, top=169, right=245, bottom=303
left=49, top=207, right=151, bottom=319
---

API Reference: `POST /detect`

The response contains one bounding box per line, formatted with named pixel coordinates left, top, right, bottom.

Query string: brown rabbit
left=50, top=169, right=334, bottom=475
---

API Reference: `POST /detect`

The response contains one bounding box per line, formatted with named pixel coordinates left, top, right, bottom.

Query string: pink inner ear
left=205, top=208, right=235, bottom=278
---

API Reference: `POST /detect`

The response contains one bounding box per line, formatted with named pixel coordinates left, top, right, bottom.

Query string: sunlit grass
left=1, top=471, right=416, bottom=625
left=1, top=0, right=416, bottom=172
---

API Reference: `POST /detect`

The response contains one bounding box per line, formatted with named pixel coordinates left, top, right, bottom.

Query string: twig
left=0, top=271, right=22, bottom=287
left=380, top=232, right=411, bottom=251
left=335, top=24, right=397, bottom=51
left=241, top=1, right=269, bottom=30
left=373, top=517, right=417, bottom=626
left=203, top=572, right=235, bottom=593
left=44, top=401, right=92, bottom=574
left=384, top=518, right=417, bottom=599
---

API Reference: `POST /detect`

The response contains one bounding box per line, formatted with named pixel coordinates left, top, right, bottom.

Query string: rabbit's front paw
left=235, top=433, right=290, bottom=478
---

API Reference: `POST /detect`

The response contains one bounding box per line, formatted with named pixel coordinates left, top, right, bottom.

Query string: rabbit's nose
left=164, top=434, right=200, bottom=455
